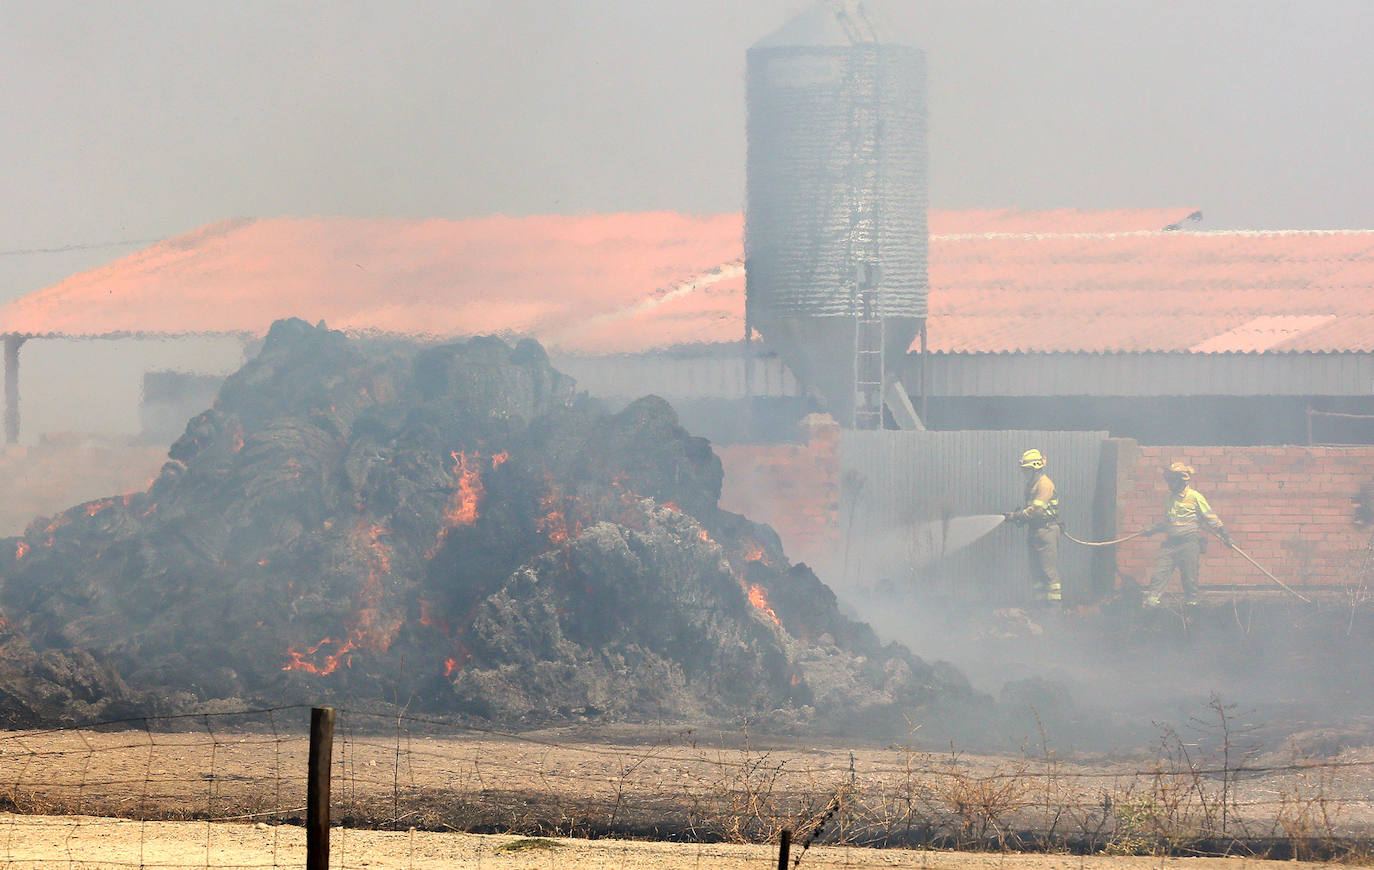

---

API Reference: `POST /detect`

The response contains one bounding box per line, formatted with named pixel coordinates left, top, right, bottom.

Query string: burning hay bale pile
left=0, top=319, right=969, bottom=730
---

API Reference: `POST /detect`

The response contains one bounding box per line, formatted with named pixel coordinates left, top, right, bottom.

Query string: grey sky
left=3, top=0, right=1374, bottom=302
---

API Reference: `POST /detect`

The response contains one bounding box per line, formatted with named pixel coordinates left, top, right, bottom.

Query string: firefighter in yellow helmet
left=1004, top=448, right=1062, bottom=607
left=1143, top=462, right=1233, bottom=608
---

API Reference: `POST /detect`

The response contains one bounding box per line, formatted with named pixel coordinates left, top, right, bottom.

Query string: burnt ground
left=853, top=585, right=1374, bottom=762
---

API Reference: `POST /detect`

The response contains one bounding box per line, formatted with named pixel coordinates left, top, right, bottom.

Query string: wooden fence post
left=308, top=706, right=335, bottom=870
left=777, top=828, right=791, bottom=870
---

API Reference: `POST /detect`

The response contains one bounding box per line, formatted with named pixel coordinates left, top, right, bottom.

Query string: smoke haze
left=3, top=0, right=1374, bottom=757
left=4, top=1, right=1374, bottom=299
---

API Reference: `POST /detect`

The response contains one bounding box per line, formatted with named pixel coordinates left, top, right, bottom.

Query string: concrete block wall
left=1115, top=445, right=1374, bottom=592
left=716, top=415, right=841, bottom=571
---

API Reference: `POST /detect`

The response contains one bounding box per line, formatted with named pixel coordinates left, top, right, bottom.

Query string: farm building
left=5, top=207, right=1373, bottom=448
left=1, top=206, right=1373, bottom=607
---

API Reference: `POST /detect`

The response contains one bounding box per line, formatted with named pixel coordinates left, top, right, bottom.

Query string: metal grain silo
left=745, top=0, right=927, bottom=429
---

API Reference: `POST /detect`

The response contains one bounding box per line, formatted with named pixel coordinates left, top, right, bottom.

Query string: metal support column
left=4, top=335, right=25, bottom=445
left=918, top=320, right=928, bottom=424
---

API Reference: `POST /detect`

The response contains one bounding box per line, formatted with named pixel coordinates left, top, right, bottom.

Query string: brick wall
left=1115, top=445, right=1374, bottom=592
left=0, top=438, right=167, bottom=536
left=716, top=415, right=841, bottom=572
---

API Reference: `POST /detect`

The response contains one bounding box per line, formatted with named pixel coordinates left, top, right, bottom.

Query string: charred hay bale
left=451, top=515, right=795, bottom=721
left=411, top=335, right=576, bottom=445
left=0, top=320, right=977, bottom=733
left=573, top=396, right=722, bottom=521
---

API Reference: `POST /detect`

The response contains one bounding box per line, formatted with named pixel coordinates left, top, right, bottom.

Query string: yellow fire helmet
left=1019, top=448, right=1046, bottom=470
left=1165, top=461, right=1194, bottom=481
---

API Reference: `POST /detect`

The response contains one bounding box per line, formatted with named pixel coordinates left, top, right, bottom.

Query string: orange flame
left=747, top=583, right=781, bottom=628
left=443, top=642, right=473, bottom=676
left=609, top=473, right=641, bottom=507
left=447, top=451, right=484, bottom=526
left=605, top=474, right=652, bottom=528
left=347, top=523, right=401, bottom=653
left=14, top=541, right=28, bottom=560
left=417, top=598, right=451, bottom=634
left=743, top=542, right=771, bottom=565
left=490, top=451, right=509, bottom=469
left=83, top=494, right=138, bottom=519
left=283, top=522, right=400, bottom=674
left=229, top=422, right=245, bottom=453
left=427, top=450, right=486, bottom=557
left=282, top=636, right=356, bottom=675
left=85, top=497, right=116, bottom=517
left=41, top=514, right=70, bottom=547
left=359, top=523, right=393, bottom=575
left=698, top=528, right=712, bottom=543
left=537, top=475, right=583, bottom=545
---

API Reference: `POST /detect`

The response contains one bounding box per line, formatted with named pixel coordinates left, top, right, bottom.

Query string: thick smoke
left=832, top=469, right=1374, bottom=756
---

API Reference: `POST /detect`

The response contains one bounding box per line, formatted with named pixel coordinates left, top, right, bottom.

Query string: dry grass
left=0, top=711, right=1371, bottom=860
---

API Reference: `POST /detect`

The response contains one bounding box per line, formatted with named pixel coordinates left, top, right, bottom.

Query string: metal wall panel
left=550, top=353, right=800, bottom=401
left=836, top=429, right=1109, bottom=605
left=557, top=350, right=1374, bottom=403
left=911, top=352, right=1374, bottom=397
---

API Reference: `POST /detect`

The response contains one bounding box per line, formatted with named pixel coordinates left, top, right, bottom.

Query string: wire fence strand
left=0, top=704, right=1369, bottom=867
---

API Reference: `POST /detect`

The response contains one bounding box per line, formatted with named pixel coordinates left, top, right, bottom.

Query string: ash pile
left=0, top=320, right=971, bottom=731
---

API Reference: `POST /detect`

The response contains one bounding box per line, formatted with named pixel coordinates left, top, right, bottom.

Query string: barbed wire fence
left=0, top=702, right=1369, bottom=867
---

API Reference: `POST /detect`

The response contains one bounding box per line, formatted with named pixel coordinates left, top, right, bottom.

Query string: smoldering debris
left=0, top=319, right=976, bottom=732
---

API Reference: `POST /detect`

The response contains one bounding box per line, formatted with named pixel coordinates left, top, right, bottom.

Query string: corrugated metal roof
left=0, top=213, right=744, bottom=343
left=925, top=229, right=1374, bottom=352
left=1189, top=315, right=1338, bottom=353
left=9, top=207, right=1374, bottom=355
left=929, top=208, right=1202, bottom=236
left=0, top=208, right=1202, bottom=347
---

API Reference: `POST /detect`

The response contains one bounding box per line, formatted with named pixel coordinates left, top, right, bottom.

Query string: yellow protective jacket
left=1013, top=473, right=1058, bottom=528
left=1160, top=486, right=1224, bottom=538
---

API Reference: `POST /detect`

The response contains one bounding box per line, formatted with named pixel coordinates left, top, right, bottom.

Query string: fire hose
left=1230, top=542, right=1312, bottom=603
left=1056, top=525, right=1312, bottom=603
left=1060, top=527, right=1149, bottom=548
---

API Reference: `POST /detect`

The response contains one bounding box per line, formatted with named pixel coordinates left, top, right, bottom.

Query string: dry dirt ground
left=0, top=723, right=1371, bottom=868
left=0, top=817, right=1358, bottom=870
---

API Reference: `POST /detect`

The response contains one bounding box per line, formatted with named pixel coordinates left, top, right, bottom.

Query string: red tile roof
left=4, top=209, right=1372, bottom=354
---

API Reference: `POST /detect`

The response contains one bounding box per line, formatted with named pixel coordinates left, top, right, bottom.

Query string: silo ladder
left=854, top=286, right=885, bottom=429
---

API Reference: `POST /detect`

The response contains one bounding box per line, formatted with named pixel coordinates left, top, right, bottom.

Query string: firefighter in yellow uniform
left=1005, top=449, right=1061, bottom=607
left=1144, top=462, right=1233, bottom=608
